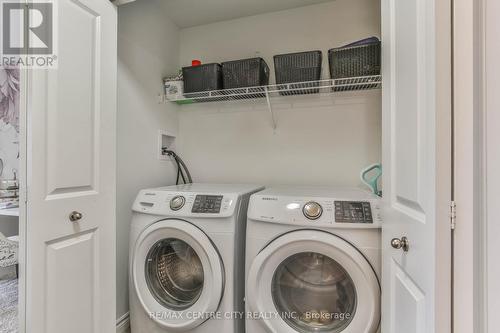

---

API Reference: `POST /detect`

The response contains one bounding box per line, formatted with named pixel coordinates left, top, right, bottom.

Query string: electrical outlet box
left=158, top=130, right=176, bottom=161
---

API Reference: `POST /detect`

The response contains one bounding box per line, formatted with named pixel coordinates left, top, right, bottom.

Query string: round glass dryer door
left=133, top=219, right=224, bottom=331
left=272, top=252, right=357, bottom=332
left=247, top=230, right=380, bottom=333
left=145, top=238, right=205, bottom=311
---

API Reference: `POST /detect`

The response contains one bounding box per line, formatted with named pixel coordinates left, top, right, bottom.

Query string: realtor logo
left=1, top=0, right=58, bottom=68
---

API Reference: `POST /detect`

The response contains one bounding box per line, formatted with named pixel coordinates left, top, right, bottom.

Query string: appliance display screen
left=192, top=195, right=223, bottom=213
left=334, top=201, right=373, bottom=223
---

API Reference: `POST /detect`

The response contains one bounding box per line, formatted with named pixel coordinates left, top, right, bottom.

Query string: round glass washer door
left=133, top=219, right=224, bottom=331
left=272, top=252, right=357, bottom=332
left=247, top=230, right=380, bottom=333
left=145, top=238, right=205, bottom=311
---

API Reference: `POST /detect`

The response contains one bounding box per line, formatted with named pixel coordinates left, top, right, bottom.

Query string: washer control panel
left=334, top=201, right=373, bottom=223
left=192, top=195, right=223, bottom=214
left=132, top=190, right=238, bottom=217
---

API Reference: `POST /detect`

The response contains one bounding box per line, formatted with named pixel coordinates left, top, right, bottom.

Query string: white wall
left=177, top=0, right=382, bottom=187
left=117, top=0, right=179, bottom=320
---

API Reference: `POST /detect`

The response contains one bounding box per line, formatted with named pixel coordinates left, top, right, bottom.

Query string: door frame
left=452, top=0, right=478, bottom=332
left=479, top=1, right=500, bottom=328
left=452, top=0, right=489, bottom=332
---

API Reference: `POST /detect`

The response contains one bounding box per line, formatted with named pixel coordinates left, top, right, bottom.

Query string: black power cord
left=162, top=148, right=193, bottom=185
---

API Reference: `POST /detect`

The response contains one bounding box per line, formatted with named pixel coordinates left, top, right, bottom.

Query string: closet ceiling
left=160, top=0, right=335, bottom=28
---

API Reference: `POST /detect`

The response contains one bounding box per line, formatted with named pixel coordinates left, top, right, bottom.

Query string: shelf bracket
left=264, top=87, right=277, bottom=130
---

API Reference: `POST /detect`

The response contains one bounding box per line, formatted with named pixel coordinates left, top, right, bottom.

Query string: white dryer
left=129, top=184, right=263, bottom=333
left=245, top=187, right=382, bottom=333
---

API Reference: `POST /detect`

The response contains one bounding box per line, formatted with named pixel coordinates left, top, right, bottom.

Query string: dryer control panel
left=247, top=187, right=383, bottom=228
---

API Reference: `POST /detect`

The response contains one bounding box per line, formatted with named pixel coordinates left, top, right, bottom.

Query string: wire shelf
left=162, top=75, right=382, bottom=104
left=161, top=75, right=381, bottom=130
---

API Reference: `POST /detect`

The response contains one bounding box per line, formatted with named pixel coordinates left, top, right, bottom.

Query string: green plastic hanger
left=360, top=163, right=382, bottom=197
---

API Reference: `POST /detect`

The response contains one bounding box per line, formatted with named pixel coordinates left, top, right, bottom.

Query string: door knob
left=391, top=236, right=409, bottom=252
left=69, top=211, right=83, bottom=222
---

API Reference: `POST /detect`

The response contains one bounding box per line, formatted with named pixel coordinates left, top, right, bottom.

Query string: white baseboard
left=116, top=312, right=130, bottom=333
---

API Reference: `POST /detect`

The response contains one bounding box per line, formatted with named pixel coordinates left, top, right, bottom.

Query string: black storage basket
left=274, top=51, right=322, bottom=95
left=222, top=58, right=270, bottom=89
left=221, top=58, right=269, bottom=99
left=328, top=41, right=381, bottom=91
left=182, top=63, right=223, bottom=97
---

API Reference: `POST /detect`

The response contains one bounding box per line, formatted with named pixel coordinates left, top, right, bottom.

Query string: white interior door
left=381, top=0, right=452, bottom=332
left=23, top=0, right=117, bottom=332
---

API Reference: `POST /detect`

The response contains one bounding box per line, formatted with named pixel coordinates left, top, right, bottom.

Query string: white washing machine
left=245, top=187, right=382, bottom=333
left=129, top=184, right=263, bottom=333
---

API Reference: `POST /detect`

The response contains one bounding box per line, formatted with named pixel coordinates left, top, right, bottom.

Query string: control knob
left=303, top=201, right=323, bottom=220
left=170, top=196, right=186, bottom=211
